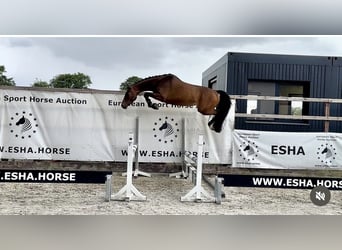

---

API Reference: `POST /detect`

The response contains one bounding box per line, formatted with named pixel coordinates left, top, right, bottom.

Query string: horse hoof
left=208, top=124, right=221, bottom=133
left=151, top=103, right=159, bottom=110
left=214, top=125, right=222, bottom=133
left=208, top=123, right=215, bottom=131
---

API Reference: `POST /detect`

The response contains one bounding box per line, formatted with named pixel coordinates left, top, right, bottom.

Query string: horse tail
left=213, top=90, right=231, bottom=133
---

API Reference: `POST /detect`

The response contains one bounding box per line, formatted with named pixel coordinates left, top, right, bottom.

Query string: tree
left=119, top=76, right=142, bottom=91
left=0, top=65, right=15, bottom=86
left=50, top=72, right=92, bottom=89
left=32, top=79, right=50, bottom=88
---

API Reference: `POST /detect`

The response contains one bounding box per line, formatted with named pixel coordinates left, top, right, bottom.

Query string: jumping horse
left=121, top=74, right=231, bottom=133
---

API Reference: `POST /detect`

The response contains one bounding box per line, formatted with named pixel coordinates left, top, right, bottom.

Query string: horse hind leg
left=212, top=116, right=223, bottom=133
left=209, top=114, right=223, bottom=133
left=205, top=103, right=224, bottom=133
left=211, top=91, right=232, bottom=133
left=208, top=114, right=223, bottom=133
left=208, top=116, right=216, bottom=131
left=198, top=106, right=219, bottom=132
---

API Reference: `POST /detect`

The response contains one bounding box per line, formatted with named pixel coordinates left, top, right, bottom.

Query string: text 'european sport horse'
left=121, top=74, right=231, bottom=133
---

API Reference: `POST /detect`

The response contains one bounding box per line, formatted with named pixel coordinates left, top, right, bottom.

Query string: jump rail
left=231, top=95, right=342, bottom=132
left=0, top=169, right=112, bottom=202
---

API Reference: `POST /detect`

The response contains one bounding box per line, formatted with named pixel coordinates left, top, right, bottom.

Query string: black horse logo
left=16, top=116, right=32, bottom=133
left=159, top=121, right=174, bottom=138
left=321, top=147, right=332, bottom=159
left=243, top=145, right=255, bottom=156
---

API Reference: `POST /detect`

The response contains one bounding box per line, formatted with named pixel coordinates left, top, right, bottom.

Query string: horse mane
left=135, top=73, right=175, bottom=85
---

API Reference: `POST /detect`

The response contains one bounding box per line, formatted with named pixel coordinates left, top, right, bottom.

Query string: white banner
left=0, top=88, right=234, bottom=163
left=138, top=102, right=234, bottom=164
left=233, top=130, right=342, bottom=169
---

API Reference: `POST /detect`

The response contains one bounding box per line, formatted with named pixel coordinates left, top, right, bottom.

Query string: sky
left=2, top=36, right=342, bottom=90
left=1, top=1, right=342, bottom=35
left=2, top=1, right=342, bottom=90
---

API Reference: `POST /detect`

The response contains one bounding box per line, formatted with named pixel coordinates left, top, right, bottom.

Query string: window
left=247, top=80, right=310, bottom=122
left=278, top=85, right=305, bottom=115
left=208, top=76, right=217, bottom=89
left=248, top=81, right=275, bottom=115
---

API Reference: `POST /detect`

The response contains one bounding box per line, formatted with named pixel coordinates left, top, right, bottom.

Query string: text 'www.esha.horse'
left=121, top=74, right=231, bottom=133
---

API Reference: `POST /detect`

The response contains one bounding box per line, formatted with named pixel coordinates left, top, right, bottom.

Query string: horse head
left=159, top=121, right=168, bottom=131
left=16, top=116, right=26, bottom=126
left=322, top=147, right=332, bottom=158
left=159, top=121, right=174, bottom=137
left=15, top=115, right=32, bottom=133
left=243, top=145, right=254, bottom=156
left=121, top=87, right=138, bottom=109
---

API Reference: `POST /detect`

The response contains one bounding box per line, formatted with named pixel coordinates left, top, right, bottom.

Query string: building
left=202, top=52, right=342, bottom=132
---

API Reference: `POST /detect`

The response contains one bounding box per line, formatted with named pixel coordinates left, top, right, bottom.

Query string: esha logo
left=238, top=141, right=259, bottom=162
left=316, top=143, right=337, bottom=165
left=152, top=116, right=180, bottom=143
left=9, top=111, right=39, bottom=139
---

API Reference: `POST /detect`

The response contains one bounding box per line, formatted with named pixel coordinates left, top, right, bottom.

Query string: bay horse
left=121, top=74, right=231, bottom=133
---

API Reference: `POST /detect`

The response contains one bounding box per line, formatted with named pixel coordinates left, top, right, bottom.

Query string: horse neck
left=133, top=74, right=173, bottom=93
left=132, top=81, right=151, bottom=93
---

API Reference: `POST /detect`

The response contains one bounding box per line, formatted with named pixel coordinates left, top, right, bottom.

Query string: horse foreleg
left=144, top=92, right=159, bottom=110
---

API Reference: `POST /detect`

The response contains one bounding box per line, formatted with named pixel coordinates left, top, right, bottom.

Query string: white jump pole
left=122, top=118, right=151, bottom=178
left=169, top=118, right=188, bottom=178
left=181, top=135, right=214, bottom=202
left=112, top=133, right=146, bottom=201
left=104, top=174, right=113, bottom=202
left=133, top=118, right=151, bottom=178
